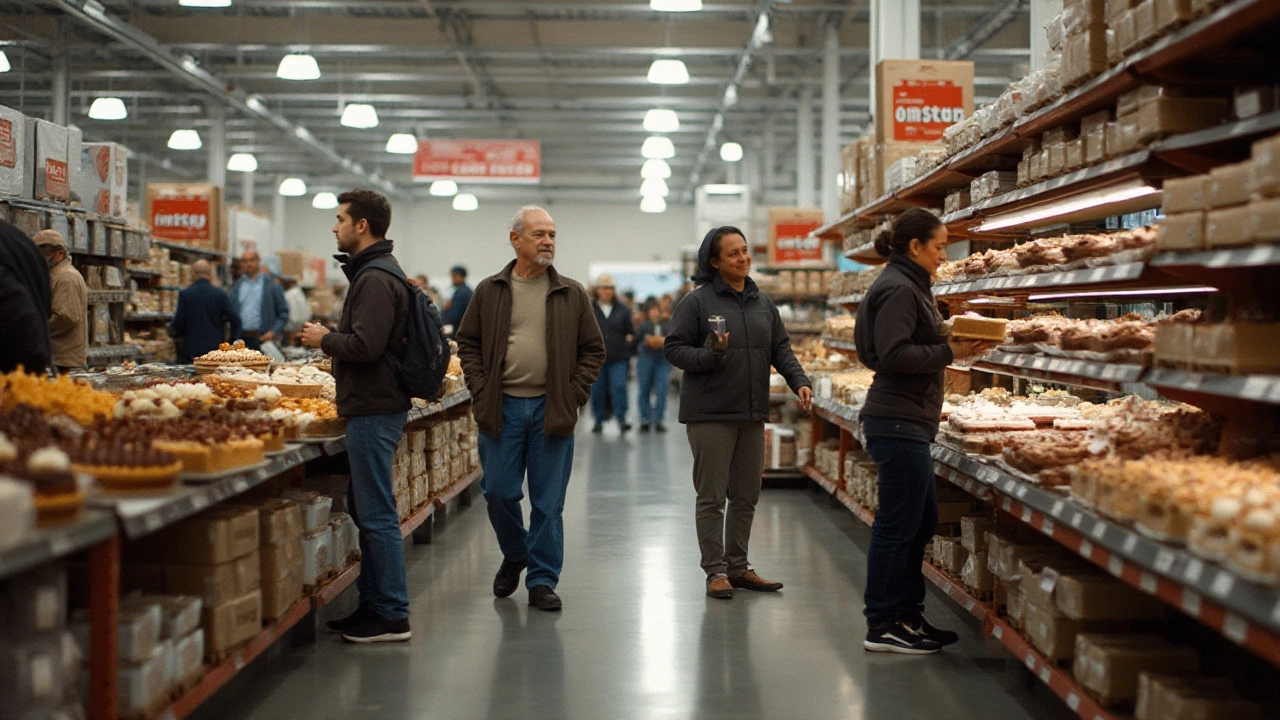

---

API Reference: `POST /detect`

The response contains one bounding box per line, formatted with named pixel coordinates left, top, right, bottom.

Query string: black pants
left=862, top=433, right=937, bottom=627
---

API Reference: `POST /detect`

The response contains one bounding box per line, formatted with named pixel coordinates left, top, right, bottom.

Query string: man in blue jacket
left=440, top=264, right=472, bottom=331
left=228, top=249, right=288, bottom=350
left=169, top=260, right=240, bottom=362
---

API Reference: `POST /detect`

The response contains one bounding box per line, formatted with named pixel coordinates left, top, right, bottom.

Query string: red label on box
left=892, top=81, right=965, bottom=141
left=94, top=190, right=111, bottom=215
left=151, top=195, right=212, bottom=242
left=413, top=139, right=541, bottom=184
left=0, top=120, right=14, bottom=169
left=771, top=220, right=825, bottom=266
left=45, top=159, right=69, bottom=200
left=93, top=146, right=110, bottom=182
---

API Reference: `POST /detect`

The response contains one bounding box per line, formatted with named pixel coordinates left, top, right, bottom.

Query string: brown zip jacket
left=456, top=260, right=604, bottom=438
left=49, top=257, right=87, bottom=369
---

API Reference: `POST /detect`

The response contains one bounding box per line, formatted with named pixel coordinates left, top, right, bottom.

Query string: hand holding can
left=709, top=315, right=729, bottom=350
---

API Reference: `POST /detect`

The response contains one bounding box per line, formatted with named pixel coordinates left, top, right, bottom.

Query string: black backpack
left=356, top=257, right=452, bottom=400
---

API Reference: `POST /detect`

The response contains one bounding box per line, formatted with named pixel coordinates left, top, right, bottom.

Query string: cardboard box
left=164, top=552, right=261, bottom=609
left=1135, top=97, right=1230, bottom=145
left=960, top=515, right=997, bottom=554
left=203, top=590, right=262, bottom=661
left=236, top=498, right=303, bottom=547
left=1162, top=175, right=1209, bottom=213
left=301, top=526, right=333, bottom=586
left=0, top=104, right=27, bottom=197
left=1207, top=161, right=1252, bottom=208
left=1154, top=0, right=1194, bottom=31
left=1063, top=27, right=1109, bottom=87
left=123, top=594, right=202, bottom=641
left=133, top=506, right=259, bottom=565
left=937, top=501, right=974, bottom=525
left=1085, top=128, right=1107, bottom=165
left=260, top=572, right=301, bottom=622
left=766, top=207, right=826, bottom=268
left=117, top=644, right=167, bottom=718
left=1136, top=673, right=1264, bottom=720
left=1133, top=0, right=1157, bottom=45
left=173, top=629, right=204, bottom=684
left=1193, top=323, right=1280, bottom=374
left=935, top=539, right=969, bottom=576
left=1249, top=135, right=1280, bottom=197
left=1154, top=322, right=1193, bottom=366
left=1250, top=198, right=1280, bottom=243
left=1157, top=212, right=1205, bottom=251
left=1024, top=602, right=1086, bottom=663
left=962, top=551, right=993, bottom=595
left=281, top=490, right=332, bottom=532
left=1073, top=633, right=1200, bottom=708
left=79, top=142, right=129, bottom=216
left=26, top=118, right=70, bottom=202
left=1106, top=0, right=1138, bottom=21
left=275, top=248, right=308, bottom=280
left=1054, top=573, right=1166, bottom=620
left=873, top=59, right=974, bottom=145
left=1065, top=138, right=1086, bottom=172
left=146, top=182, right=225, bottom=252
left=1204, top=205, right=1252, bottom=248
left=259, top=539, right=302, bottom=583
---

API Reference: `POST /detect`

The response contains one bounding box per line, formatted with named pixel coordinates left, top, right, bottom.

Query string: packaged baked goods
left=950, top=315, right=1007, bottom=341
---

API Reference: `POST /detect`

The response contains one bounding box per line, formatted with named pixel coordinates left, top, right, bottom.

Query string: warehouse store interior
left=0, top=0, right=1279, bottom=719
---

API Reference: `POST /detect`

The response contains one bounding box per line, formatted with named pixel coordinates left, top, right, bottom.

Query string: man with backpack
left=301, top=189, right=426, bottom=644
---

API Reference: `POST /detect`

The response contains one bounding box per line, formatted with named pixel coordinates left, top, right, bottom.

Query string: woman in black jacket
left=854, top=208, right=993, bottom=654
left=665, top=226, right=813, bottom=600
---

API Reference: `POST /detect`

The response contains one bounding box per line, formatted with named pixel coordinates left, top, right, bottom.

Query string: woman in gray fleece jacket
left=664, top=226, right=812, bottom=600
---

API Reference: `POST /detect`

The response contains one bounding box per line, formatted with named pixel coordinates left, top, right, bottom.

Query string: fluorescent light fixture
left=226, top=153, right=258, bottom=173
left=752, top=14, right=772, bottom=45
left=643, top=109, right=680, bottom=133
left=641, top=136, right=676, bottom=159
left=647, top=59, right=689, bottom=85
left=312, top=192, right=338, bottom=209
left=702, top=184, right=745, bottom=195
left=1026, top=286, right=1216, bottom=302
left=641, top=196, right=668, bottom=213
left=278, top=177, right=307, bottom=196
left=167, top=129, right=202, bottom=151
left=453, top=193, right=478, bottom=211
left=640, top=178, right=670, bottom=198
left=650, top=0, right=702, bottom=11
left=385, top=133, right=418, bottom=154
left=641, top=159, right=672, bottom=179
left=429, top=180, right=459, bottom=197
left=87, top=97, right=128, bottom=121
left=276, top=53, right=320, bottom=80
left=0, top=51, right=10, bottom=74
left=723, top=85, right=738, bottom=107
left=976, top=181, right=1162, bottom=232
left=179, top=0, right=232, bottom=7
left=719, top=142, right=744, bottom=162
left=340, top=103, right=379, bottom=129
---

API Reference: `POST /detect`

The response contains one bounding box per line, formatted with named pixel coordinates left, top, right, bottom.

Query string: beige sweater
left=502, top=271, right=550, bottom=397
left=48, top=258, right=87, bottom=368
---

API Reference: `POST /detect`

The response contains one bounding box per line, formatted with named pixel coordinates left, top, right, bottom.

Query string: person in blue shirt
left=228, top=249, right=288, bottom=350
left=633, top=297, right=672, bottom=433
left=168, top=260, right=241, bottom=363
left=440, top=264, right=472, bottom=331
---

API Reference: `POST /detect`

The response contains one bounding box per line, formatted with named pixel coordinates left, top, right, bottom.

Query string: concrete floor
left=196, top=404, right=1074, bottom=720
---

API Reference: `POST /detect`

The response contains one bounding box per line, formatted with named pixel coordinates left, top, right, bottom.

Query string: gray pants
left=686, top=421, right=765, bottom=577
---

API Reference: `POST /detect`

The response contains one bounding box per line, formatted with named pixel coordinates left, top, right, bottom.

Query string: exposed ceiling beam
left=943, top=0, right=1026, bottom=60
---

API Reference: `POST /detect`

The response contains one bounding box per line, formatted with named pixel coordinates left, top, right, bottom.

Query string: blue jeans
left=635, top=352, right=671, bottom=424
left=479, top=395, right=576, bottom=589
left=590, top=359, right=630, bottom=424
left=345, top=411, right=410, bottom=622
left=862, top=434, right=938, bottom=627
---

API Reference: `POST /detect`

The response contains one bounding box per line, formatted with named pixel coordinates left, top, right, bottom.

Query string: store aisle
left=200, top=406, right=1072, bottom=720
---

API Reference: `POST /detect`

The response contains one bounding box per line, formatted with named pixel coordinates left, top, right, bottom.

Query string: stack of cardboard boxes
left=0, top=567, right=83, bottom=719
left=1158, top=131, right=1280, bottom=252
left=238, top=498, right=304, bottom=622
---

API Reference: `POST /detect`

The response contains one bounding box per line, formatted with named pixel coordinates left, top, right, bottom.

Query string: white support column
left=241, top=171, right=255, bottom=208
left=796, top=86, right=815, bottom=208
left=1030, top=0, right=1064, bottom=71
left=272, top=182, right=286, bottom=252
left=762, top=114, right=777, bottom=201
left=869, top=0, right=921, bottom=119
left=821, top=24, right=841, bottom=222
left=207, top=105, right=226, bottom=188
left=51, top=20, right=69, bottom=126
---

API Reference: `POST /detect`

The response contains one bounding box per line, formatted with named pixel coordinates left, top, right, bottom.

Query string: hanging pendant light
left=276, top=53, right=321, bottom=80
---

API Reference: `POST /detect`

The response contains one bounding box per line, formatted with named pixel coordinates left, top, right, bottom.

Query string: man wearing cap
left=440, top=264, right=472, bottom=331
left=34, top=230, right=86, bottom=373
left=589, top=273, right=634, bottom=434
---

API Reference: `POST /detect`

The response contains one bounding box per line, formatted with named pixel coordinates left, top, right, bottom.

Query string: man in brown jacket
left=456, top=205, right=604, bottom=612
left=34, top=230, right=86, bottom=372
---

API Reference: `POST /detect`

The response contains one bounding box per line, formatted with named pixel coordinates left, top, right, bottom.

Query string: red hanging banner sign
left=413, top=139, right=541, bottom=184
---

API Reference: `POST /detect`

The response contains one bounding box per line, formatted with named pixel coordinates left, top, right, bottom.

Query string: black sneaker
left=863, top=620, right=942, bottom=654
left=342, top=616, right=411, bottom=644
left=620, top=423, right=633, bottom=433
left=493, top=557, right=527, bottom=598
left=591, top=422, right=603, bottom=434
left=903, top=612, right=959, bottom=647
left=529, top=585, right=563, bottom=611
left=655, top=423, right=667, bottom=433
left=326, top=605, right=375, bottom=633
left=640, top=423, right=651, bottom=433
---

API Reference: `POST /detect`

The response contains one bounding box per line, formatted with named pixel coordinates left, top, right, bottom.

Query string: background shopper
left=456, top=205, right=604, bottom=612
left=589, top=274, right=634, bottom=433
left=633, top=297, right=672, bottom=433
left=301, top=190, right=414, bottom=644
left=441, top=264, right=472, bottom=331
left=282, top=275, right=311, bottom=344
left=0, top=221, right=52, bottom=374
left=855, top=208, right=995, bottom=655
left=34, top=230, right=86, bottom=373
left=229, top=249, right=289, bottom=350
left=665, top=226, right=812, bottom=600
left=169, top=260, right=241, bottom=363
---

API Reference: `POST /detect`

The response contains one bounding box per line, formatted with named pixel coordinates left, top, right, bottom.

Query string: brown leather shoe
left=729, top=569, right=783, bottom=592
left=706, top=573, right=734, bottom=599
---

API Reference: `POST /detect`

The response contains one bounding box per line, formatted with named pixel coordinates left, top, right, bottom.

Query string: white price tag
left=1039, top=667, right=1051, bottom=684
left=1182, top=589, right=1202, bottom=617
left=1025, top=653, right=1037, bottom=670
left=1184, top=559, right=1204, bottom=584
left=1109, top=557, right=1124, bottom=576
left=1071, top=512, right=1085, bottom=529
left=1015, top=485, right=1028, bottom=499
left=1021, top=507, right=1033, bottom=523
left=1089, top=268, right=1107, bottom=282
left=1079, top=540, right=1093, bottom=559
left=1272, top=599, right=1280, bottom=626
left=1032, top=357, right=1048, bottom=370
left=964, top=599, right=975, bottom=612
left=1211, top=572, right=1235, bottom=599
left=1066, top=693, right=1081, bottom=711
left=1002, top=497, right=1013, bottom=512
left=144, top=515, right=162, bottom=533
left=1051, top=500, right=1065, bottom=518
left=1154, top=549, right=1176, bottom=574
left=1123, top=533, right=1138, bottom=553
left=992, top=624, right=1004, bottom=639
left=49, top=535, right=73, bottom=557
left=233, top=479, right=249, bottom=494
left=191, top=495, right=208, bottom=511
left=1140, top=572, right=1158, bottom=594
left=1241, top=376, right=1270, bottom=401
left=1042, top=518, right=1055, bottom=535
left=1223, top=614, right=1248, bottom=644
left=235, top=655, right=246, bottom=671
left=1247, top=245, right=1272, bottom=265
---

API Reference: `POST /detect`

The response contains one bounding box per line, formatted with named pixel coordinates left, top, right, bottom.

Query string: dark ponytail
left=874, top=207, right=943, bottom=258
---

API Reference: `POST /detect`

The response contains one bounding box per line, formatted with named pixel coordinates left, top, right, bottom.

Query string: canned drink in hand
left=709, top=315, right=726, bottom=335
